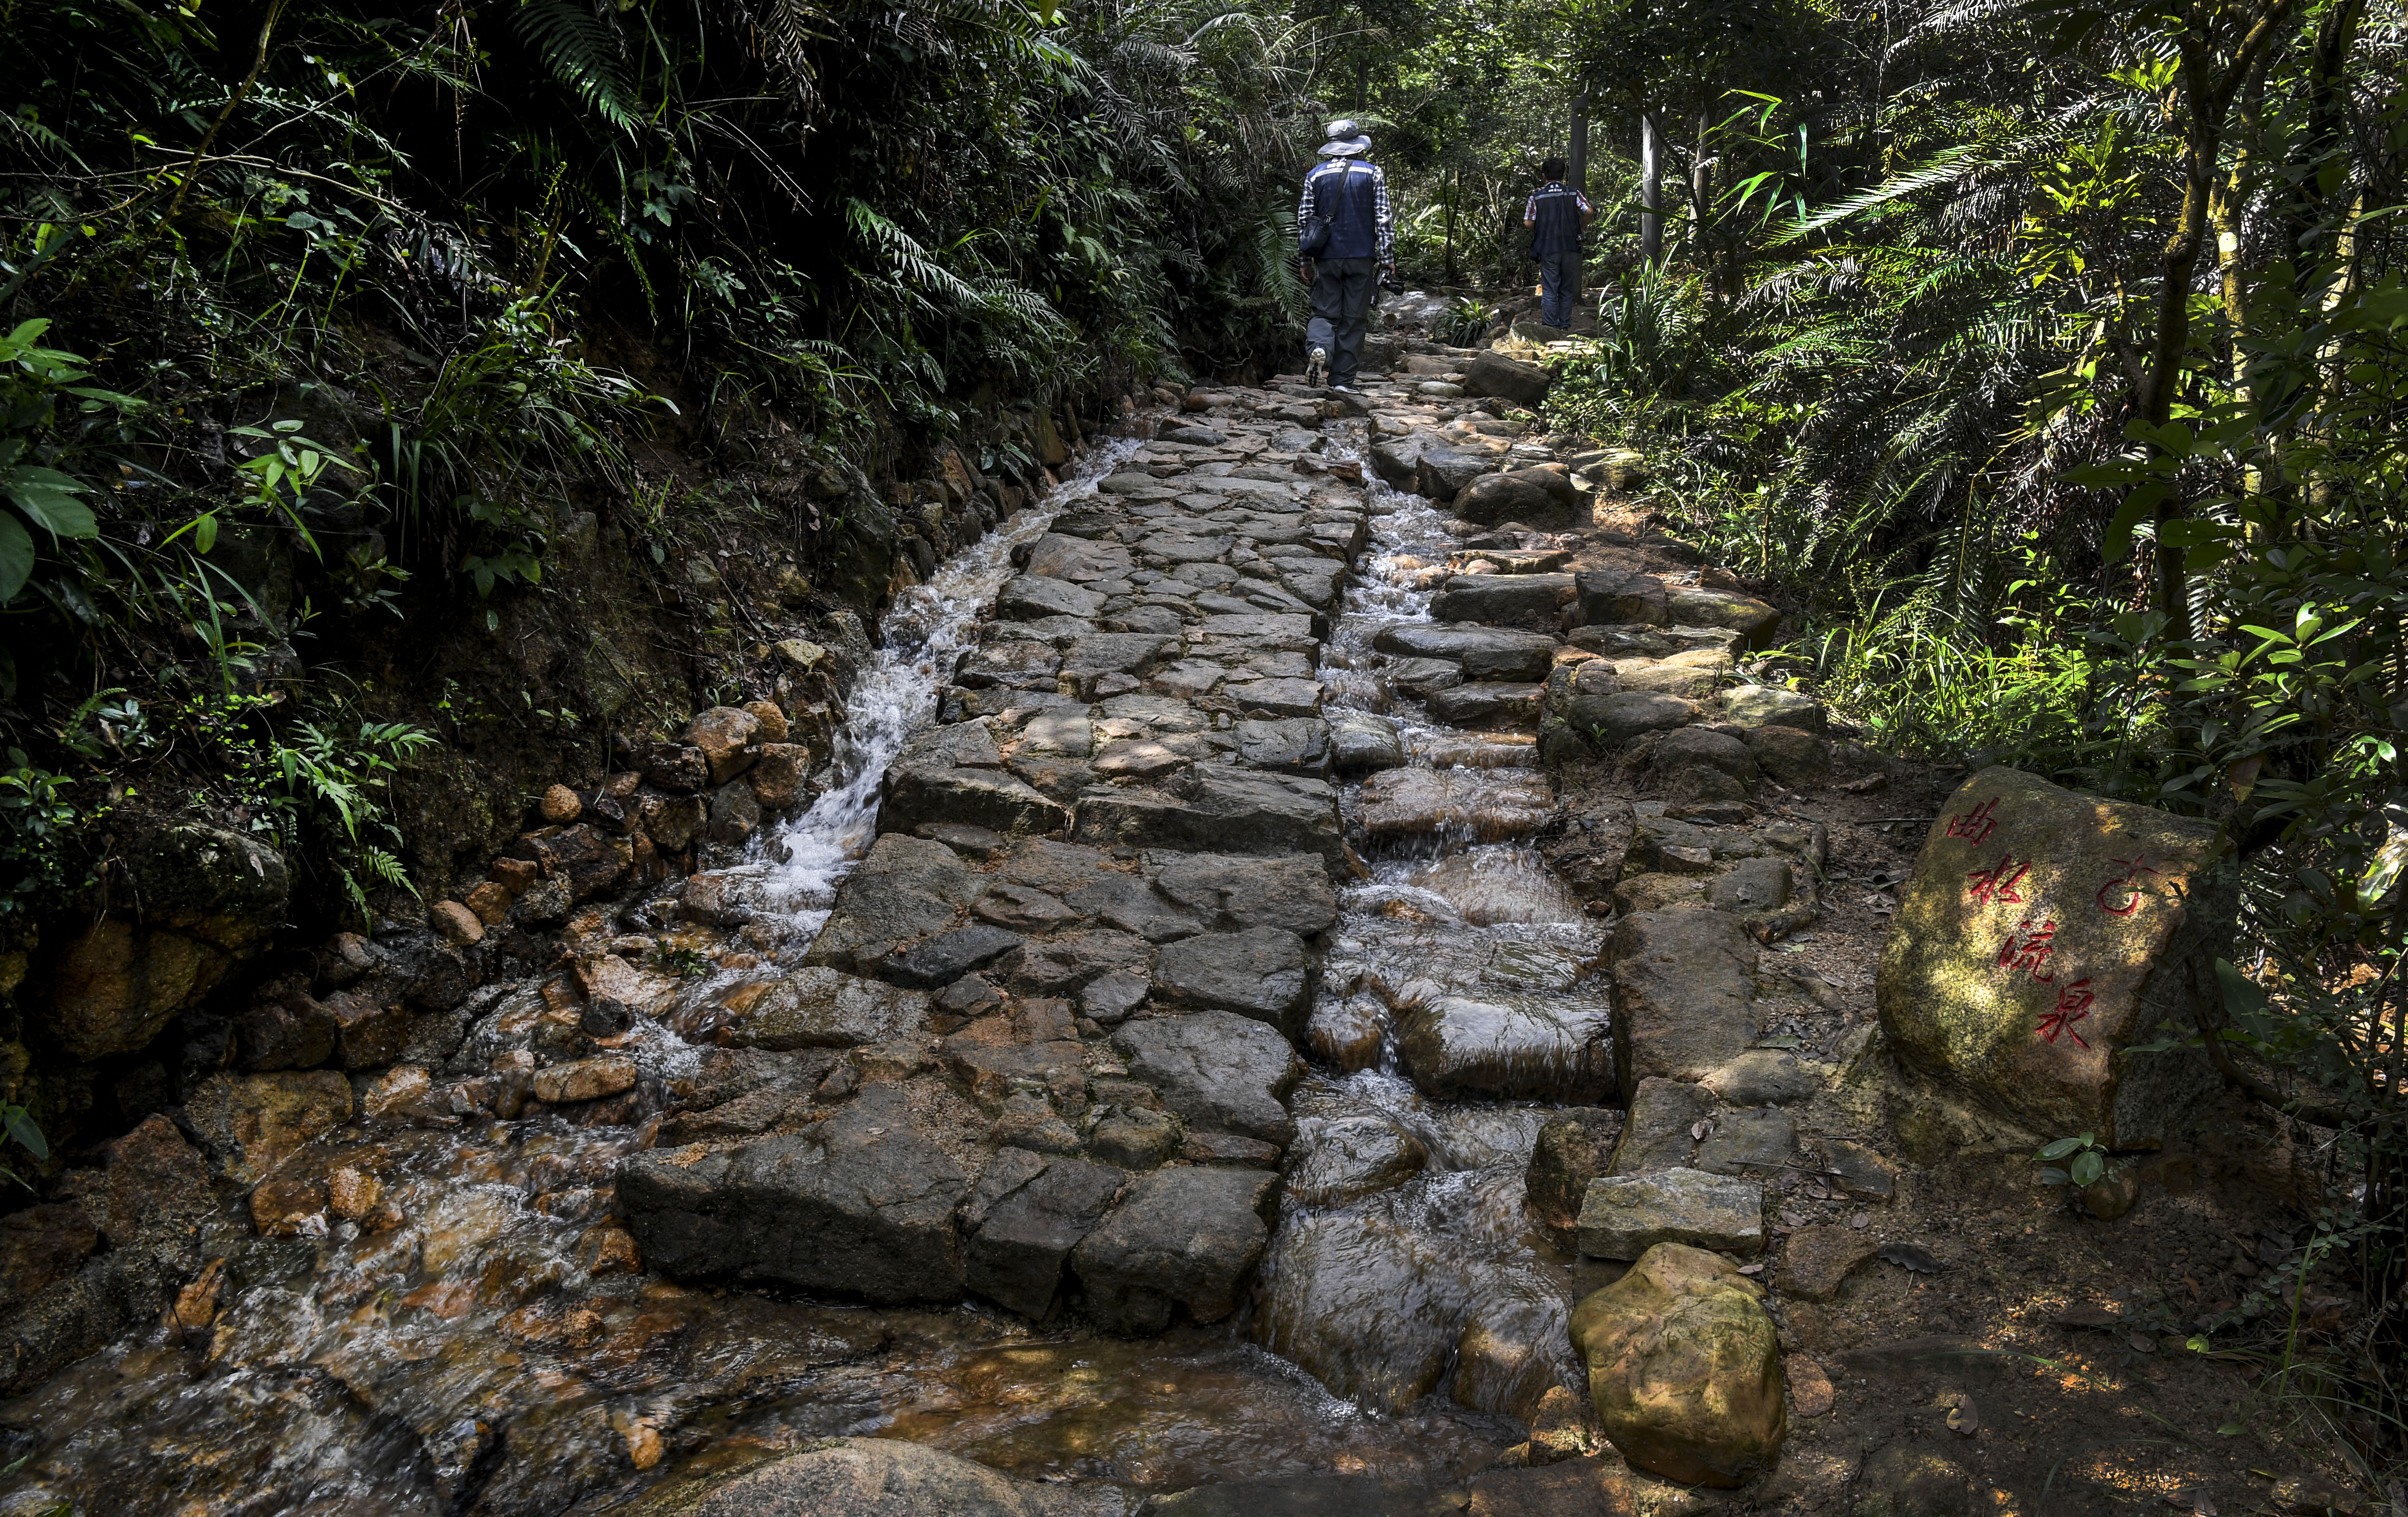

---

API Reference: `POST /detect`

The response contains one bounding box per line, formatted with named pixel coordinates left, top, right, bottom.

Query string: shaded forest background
left=2, top=0, right=2406, bottom=1469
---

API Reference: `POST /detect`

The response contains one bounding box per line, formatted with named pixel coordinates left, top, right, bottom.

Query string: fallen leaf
left=1690, top=1119, right=1713, bottom=1141
left=1946, top=1397, right=1980, bottom=1435
left=1850, top=1211, right=1870, bottom=1230
left=2128, top=1332, right=2157, bottom=1353
left=1737, top=1262, right=1764, bottom=1275
left=1879, top=1242, right=1943, bottom=1273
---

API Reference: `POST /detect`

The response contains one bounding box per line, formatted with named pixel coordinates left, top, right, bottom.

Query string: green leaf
left=4, top=467, right=98, bottom=538
left=2103, top=483, right=2166, bottom=561
left=2071, top=1151, right=2106, bottom=1187
left=4, top=1107, right=47, bottom=1161
left=2036, top=1136, right=2086, bottom=1160
left=2039, top=1166, right=2070, bottom=1186
left=0, top=514, right=30, bottom=603
left=193, top=514, right=217, bottom=554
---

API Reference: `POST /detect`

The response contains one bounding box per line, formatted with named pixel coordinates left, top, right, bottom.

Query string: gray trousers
left=1305, top=256, right=1378, bottom=384
left=1538, top=248, right=1580, bottom=328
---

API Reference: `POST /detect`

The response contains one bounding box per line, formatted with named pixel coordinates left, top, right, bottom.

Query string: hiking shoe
left=1305, top=346, right=1328, bottom=388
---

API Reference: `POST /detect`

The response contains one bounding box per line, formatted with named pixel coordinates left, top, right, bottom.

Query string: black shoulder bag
left=1300, top=163, right=1350, bottom=258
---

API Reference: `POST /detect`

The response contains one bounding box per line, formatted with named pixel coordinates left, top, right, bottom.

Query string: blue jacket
left=1524, top=182, right=1592, bottom=254
left=1298, top=157, right=1392, bottom=262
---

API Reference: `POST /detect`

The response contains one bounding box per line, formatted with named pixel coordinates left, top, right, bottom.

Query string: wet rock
left=1571, top=1243, right=1786, bottom=1487
left=875, top=924, right=1025, bottom=989
left=1372, top=622, right=1557, bottom=682
left=1150, top=853, right=1338, bottom=937
left=618, top=1085, right=972, bottom=1304
left=999, top=572, right=1106, bottom=621
left=1416, top=443, right=1496, bottom=501
left=1222, top=677, right=1325, bottom=719
left=627, top=1437, right=1117, bottom=1517
left=43, top=819, right=289, bottom=1059
left=249, top=1176, right=327, bottom=1237
left=1665, top=586, right=1779, bottom=648
left=1113, top=1010, right=1302, bottom=1144
left=1776, top=1224, right=1882, bottom=1301
left=183, top=1070, right=355, bottom=1184
left=1386, top=656, right=1464, bottom=698
left=429, top=899, right=484, bottom=947
left=708, top=780, right=764, bottom=843
left=717, top=969, right=929, bottom=1051
left=525, top=823, right=635, bottom=901
left=1073, top=1165, right=1276, bottom=1332
left=1576, top=570, right=1669, bottom=628
left=1327, top=710, right=1405, bottom=774
left=749, top=744, right=813, bottom=809
left=1073, top=767, right=1345, bottom=867
left=0, top=1206, right=100, bottom=1300
left=1257, top=1212, right=1459, bottom=1411
left=540, top=784, right=584, bottom=823
left=1745, top=725, right=1830, bottom=786
left=1396, top=996, right=1612, bottom=1103
left=1235, top=717, right=1332, bottom=778
left=533, top=1055, right=637, bottom=1104
left=1576, top=1168, right=1764, bottom=1259
left=688, top=706, right=764, bottom=784
left=1719, top=685, right=1823, bottom=732
left=233, top=988, right=338, bottom=1072
left=1283, top=1115, right=1428, bottom=1207
left=1541, top=787, right=1636, bottom=902
left=644, top=743, right=709, bottom=793
left=1525, top=1108, right=1625, bottom=1232
left=1433, top=574, right=1574, bottom=630
left=1609, top=910, right=1761, bottom=1100
left=883, top=754, right=1070, bottom=840
left=805, top=834, right=979, bottom=966
left=1879, top=766, right=2229, bottom=1147
left=1307, top=995, right=1386, bottom=1072
left=1090, top=1108, right=1182, bottom=1169
left=968, top=1157, right=1127, bottom=1319
left=999, top=929, right=1151, bottom=995
left=1150, top=927, right=1315, bottom=1035
left=1356, top=768, right=1554, bottom=843
left=1460, top=350, right=1552, bottom=408
left=1427, top=682, right=1546, bottom=729
left=640, top=794, right=709, bottom=851
left=73, top=1114, right=212, bottom=1250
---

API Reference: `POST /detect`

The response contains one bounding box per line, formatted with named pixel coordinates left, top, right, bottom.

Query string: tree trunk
left=1690, top=108, right=1714, bottom=299
left=1569, top=95, right=1589, bottom=310
left=1639, top=111, right=1662, bottom=267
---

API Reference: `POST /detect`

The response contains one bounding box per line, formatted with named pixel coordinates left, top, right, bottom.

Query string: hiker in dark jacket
left=1523, top=158, right=1594, bottom=330
left=1295, top=118, right=1393, bottom=390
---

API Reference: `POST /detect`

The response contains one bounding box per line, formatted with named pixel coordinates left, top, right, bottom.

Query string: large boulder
left=1609, top=911, right=1761, bottom=1101
left=1570, top=1243, right=1786, bottom=1487
left=1460, top=350, right=1552, bottom=408
left=966, top=1157, right=1127, bottom=1320
left=1072, top=1166, right=1276, bottom=1332
left=1665, top=585, right=1780, bottom=648
left=1575, top=1168, right=1765, bottom=1260
left=1878, top=766, right=2230, bottom=1147
left=182, top=1070, right=353, bottom=1184
left=617, top=1086, right=972, bottom=1304
left=719, top=968, right=930, bottom=1049
left=43, top=819, right=289, bottom=1058
left=1453, top=471, right=1563, bottom=526
left=1575, top=570, right=1668, bottom=627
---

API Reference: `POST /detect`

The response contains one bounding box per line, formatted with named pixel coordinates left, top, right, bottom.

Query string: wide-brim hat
left=1320, top=134, right=1372, bottom=157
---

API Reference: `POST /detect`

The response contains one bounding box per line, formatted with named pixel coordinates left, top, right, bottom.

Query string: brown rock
left=430, top=899, right=485, bottom=947
left=573, top=954, right=682, bottom=1019
left=490, top=856, right=539, bottom=894
left=364, top=1064, right=433, bottom=1118
left=1570, top=1242, right=1786, bottom=1488
left=327, top=1167, right=384, bottom=1221
left=82, top=1115, right=213, bottom=1249
left=183, top=1070, right=355, bottom=1184
left=742, top=699, right=791, bottom=743
left=322, top=989, right=411, bottom=1071
left=582, top=1224, right=641, bottom=1276
left=2081, top=1168, right=2141, bottom=1219
left=250, top=1177, right=327, bottom=1237
left=749, top=743, right=812, bottom=810
left=687, top=706, right=764, bottom=785
left=0, top=1204, right=101, bottom=1299
left=540, top=784, right=584, bottom=823
left=641, top=794, right=709, bottom=853
left=527, top=824, right=635, bottom=902
left=1777, top=1225, right=1882, bottom=1301
left=1788, top=1355, right=1835, bottom=1416
left=464, top=882, right=513, bottom=926
left=170, top=1257, right=226, bottom=1335
left=532, top=1056, right=638, bottom=1104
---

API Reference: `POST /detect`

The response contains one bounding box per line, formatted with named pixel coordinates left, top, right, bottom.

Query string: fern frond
left=514, top=0, right=641, bottom=137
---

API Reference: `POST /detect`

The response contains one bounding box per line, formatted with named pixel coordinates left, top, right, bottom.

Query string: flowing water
left=0, top=406, right=1619, bottom=1515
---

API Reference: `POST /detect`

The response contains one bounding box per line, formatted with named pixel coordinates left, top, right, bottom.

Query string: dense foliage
left=0, top=0, right=1316, bottom=923
left=1518, top=0, right=2408, bottom=1442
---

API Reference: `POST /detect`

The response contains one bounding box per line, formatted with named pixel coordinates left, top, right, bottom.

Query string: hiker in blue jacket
left=1523, top=158, right=1594, bottom=330
left=1295, top=119, right=1393, bottom=390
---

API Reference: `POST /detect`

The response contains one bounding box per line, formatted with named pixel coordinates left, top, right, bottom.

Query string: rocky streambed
left=0, top=305, right=2304, bottom=1517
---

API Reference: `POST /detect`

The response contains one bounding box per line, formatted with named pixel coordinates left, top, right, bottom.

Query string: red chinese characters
left=1966, top=855, right=2030, bottom=906
left=2036, top=979, right=2095, bottom=1048
left=2096, top=854, right=2162, bottom=915
left=1996, top=918, right=2059, bottom=982
left=1946, top=797, right=2002, bottom=846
